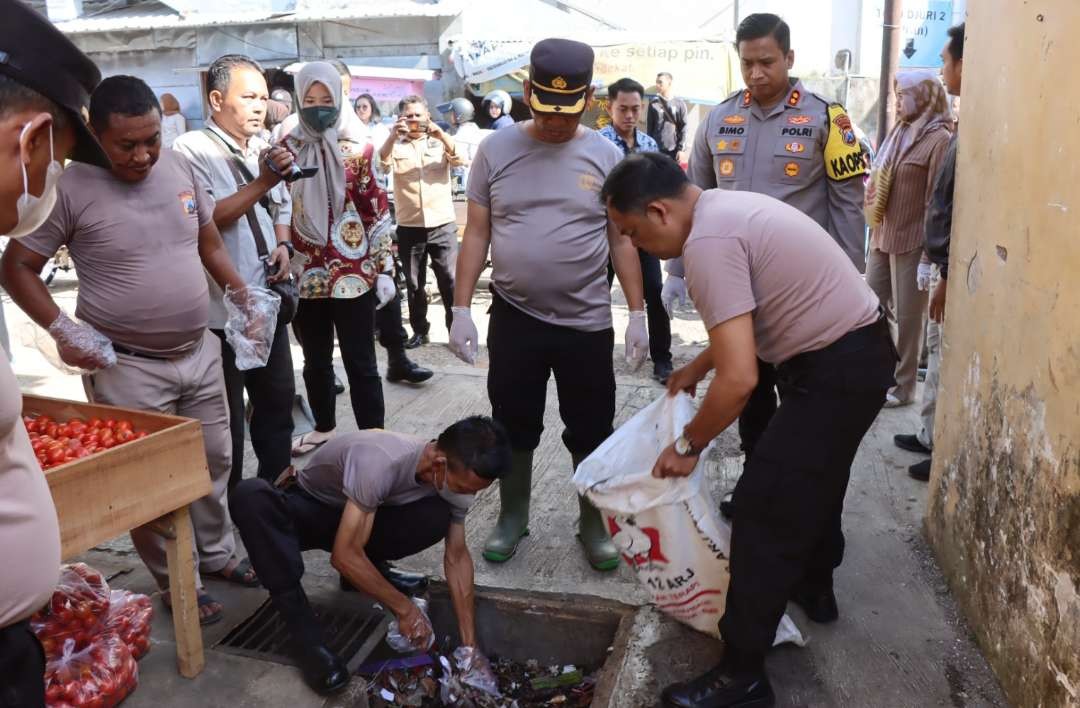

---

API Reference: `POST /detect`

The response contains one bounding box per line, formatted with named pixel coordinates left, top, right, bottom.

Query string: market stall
left=24, top=394, right=213, bottom=678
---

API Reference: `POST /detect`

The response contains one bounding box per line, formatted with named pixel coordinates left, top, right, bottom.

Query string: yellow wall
left=926, top=2, right=1080, bottom=705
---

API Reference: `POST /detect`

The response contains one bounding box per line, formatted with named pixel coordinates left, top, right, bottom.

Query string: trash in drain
left=359, top=651, right=597, bottom=707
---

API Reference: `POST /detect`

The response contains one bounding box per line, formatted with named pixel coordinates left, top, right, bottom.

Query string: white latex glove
left=47, top=312, right=117, bottom=372
left=374, top=273, right=396, bottom=309
left=449, top=306, right=479, bottom=364
left=624, top=310, right=649, bottom=370
left=661, top=275, right=688, bottom=318
left=916, top=262, right=933, bottom=291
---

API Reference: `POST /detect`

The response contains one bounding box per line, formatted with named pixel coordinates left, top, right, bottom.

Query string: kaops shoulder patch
left=824, top=104, right=868, bottom=181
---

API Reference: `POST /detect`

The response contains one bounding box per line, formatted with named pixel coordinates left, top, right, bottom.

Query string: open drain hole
left=215, top=599, right=387, bottom=670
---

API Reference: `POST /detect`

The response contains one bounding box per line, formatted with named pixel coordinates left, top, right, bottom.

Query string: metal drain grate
left=215, top=599, right=387, bottom=670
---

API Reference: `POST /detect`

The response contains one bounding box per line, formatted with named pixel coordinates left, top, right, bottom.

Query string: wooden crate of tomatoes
left=22, top=395, right=213, bottom=560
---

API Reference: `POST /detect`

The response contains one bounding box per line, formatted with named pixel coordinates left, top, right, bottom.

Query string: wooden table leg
left=163, top=505, right=205, bottom=678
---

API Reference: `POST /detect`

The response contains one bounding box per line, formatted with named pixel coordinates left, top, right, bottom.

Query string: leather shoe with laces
left=791, top=584, right=839, bottom=623
left=386, top=358, right=434, bottom=384
left=661, top=655, right=774, bottom=708
left=292, top=642, right=349, bottom=695
left=404, top=333, right=429, bottom=349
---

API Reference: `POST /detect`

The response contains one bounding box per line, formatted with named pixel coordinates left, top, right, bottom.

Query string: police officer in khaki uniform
left=667, top=13, right=870, bottom=522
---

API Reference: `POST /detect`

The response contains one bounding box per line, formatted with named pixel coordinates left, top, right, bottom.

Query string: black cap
left=0, top=0, right=110, bottom=167
left=528, top=38, right=594, bottom=114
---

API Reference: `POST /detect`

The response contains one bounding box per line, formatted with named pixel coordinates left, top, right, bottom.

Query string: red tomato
left=115, top=429, right=135, bottom=444
left=134, top=431, right=148, bottom=440
left=86, top=418, right=102, bottom=430
left=116, top=420, right=133, bottom=434
left=103, top=419, right=118, bottom=431
left=45, top=423, right=59, bottom=438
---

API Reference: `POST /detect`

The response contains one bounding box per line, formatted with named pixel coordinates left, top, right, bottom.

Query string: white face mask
left=6, top=122, right=63, bottom=239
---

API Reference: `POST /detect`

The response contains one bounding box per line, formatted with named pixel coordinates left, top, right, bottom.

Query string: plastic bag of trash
left=386, top=597, right=435, bottom=653
left=573, top=393, right=805, bottom=647
left=223, top=285, right=280, bottom=371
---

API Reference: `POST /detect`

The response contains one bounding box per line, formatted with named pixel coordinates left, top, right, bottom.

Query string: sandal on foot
left=163, top=590, right=224, bottom=626
left=291, top=431, right=332, bottom=457
left=207, top=557, right=260, bottom=588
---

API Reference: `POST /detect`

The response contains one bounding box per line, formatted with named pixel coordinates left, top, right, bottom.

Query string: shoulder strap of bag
left=202, top=128, right=270, bottom=259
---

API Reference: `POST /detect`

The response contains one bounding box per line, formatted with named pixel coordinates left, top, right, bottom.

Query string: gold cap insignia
left=552, top=76, right=568, bottom=89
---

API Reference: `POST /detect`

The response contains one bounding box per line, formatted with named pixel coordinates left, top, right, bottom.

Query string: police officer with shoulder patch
left=663, top=12, right=870, bottom=527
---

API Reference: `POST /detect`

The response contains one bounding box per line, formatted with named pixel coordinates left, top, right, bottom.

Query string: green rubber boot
left=574, top=452, right=620, bottom=571
left=482, top=449, right=533, bottom=563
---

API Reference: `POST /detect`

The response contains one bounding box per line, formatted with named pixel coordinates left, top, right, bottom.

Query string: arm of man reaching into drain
left=444, top=521, right=477, bottom=647
left=332, top=501, right=433, bottom=647
left=653, top=313, right=758, bottom=479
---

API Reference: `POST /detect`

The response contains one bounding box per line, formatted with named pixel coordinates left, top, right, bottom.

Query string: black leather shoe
left=909, top=458, right=932, bottom=482
left=719, top=492, right=735, bottom=520
left=293, top=642, right=349, bottom=695
left=893, top=434, right=931, bottom=455
left=654, top=361, right=674, bottom=385
left=791, top=585, right=839, bottom=623
left=386, top=359, right=434, bottom=384
left=339, top=564, right=429, bottom=596
left=661, top=658, right=774, bottom=708
left=404, top=333, right=429, bottom=349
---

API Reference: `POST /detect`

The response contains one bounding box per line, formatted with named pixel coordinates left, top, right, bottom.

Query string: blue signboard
left=898, top=1, right=955, bottom=68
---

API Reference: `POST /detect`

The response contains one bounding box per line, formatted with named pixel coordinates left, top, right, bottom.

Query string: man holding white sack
left=601, top=152, right=895, bottom=708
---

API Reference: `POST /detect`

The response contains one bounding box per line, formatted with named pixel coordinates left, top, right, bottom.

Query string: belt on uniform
left=112, top=344, right=175, bottom=361
left=781, top=310, right=890, bottom=370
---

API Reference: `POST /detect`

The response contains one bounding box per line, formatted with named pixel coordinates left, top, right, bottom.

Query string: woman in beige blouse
left=865, top=69, right=953, bottom=406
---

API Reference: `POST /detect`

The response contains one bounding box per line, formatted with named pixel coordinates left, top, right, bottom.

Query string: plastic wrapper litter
left=386, top=597, right=435, bottom=653
left=438, top=646, right=500, bottom=701
left=224, top=285, right=280, bottom=371
left=31, top=563, right=111, bottom=655
left=43, top=634, right=138, bottom=707
left=102, top=590, right=154, bottom=659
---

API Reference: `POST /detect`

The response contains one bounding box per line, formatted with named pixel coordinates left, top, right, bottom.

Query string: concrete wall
left=926, top=2, right=1080, bottom=707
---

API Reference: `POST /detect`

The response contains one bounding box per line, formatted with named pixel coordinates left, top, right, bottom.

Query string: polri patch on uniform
left=788, top=115, right=812, bottom=125
left=178, top=191, right=197, bottom=216
left=785, top=142, right=806, bottom=154
left=784, top=162, right=800, bottom=177
left=722, top=114, right=746, bottom=125
left=719, top=159, right=736, bottom=177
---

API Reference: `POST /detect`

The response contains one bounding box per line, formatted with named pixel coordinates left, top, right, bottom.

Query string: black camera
left=267, top=159, right=319, bottom=183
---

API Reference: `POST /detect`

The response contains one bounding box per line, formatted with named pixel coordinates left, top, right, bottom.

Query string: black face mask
left=300, top=106, right=340, bottom=133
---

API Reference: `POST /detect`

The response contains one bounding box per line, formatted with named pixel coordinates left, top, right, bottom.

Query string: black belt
left=112, top=344, right=175, bottom=361
left=781, top=312, right=891, bottom=370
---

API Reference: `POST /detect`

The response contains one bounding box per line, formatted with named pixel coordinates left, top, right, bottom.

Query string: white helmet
left=482, top=90, right=512, bottom=115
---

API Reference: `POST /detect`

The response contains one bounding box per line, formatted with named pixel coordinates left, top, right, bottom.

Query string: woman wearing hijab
left=281, top=62, right=397, bottom=454
left=864, top=69, right=953, bottom=407
left=160, top=93, right=186, bottom=148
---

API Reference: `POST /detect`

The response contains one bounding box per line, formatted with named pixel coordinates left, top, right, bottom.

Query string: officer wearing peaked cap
left=0, top=0, right=109, bottom=703
left=665, top=12, right=871, bottom=524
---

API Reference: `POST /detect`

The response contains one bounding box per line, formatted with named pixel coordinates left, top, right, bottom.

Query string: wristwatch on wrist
left=278, top=240, right=295, bottom=258
left=674, top=431, right=702, bottom=457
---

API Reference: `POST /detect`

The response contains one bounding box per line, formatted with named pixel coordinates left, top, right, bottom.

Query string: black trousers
left=737, top=359, right=779, bottom=462
left=487, top=291, right=615, bottom=456
left=293, top=292, right=383, bottom=432
left=375, top=287, right=410, bottom=359
left=607, top=248, right=672, bottom=367
left=0, top=620, right=45, bottom=708
left=229, top=479, right=451, bottom=634
left=213, top=323, right=295, bottom=490
left=397, top=222, right=458, bottom=337
left=719, top=319, right=896, bottom=657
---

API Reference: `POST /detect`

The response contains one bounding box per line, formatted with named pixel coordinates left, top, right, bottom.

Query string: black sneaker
left=893, top=434, right=931, bottom=455
left=661, top=656, right=774, bottom=708
left=909, top=458, right=932, bottom=482
left=404, top=333, right=429, bottom=349
left=653, top=361, right=674, bottom=385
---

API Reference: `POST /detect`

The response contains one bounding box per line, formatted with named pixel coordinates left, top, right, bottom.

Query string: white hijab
left=285, top=62, right=368, bottom=247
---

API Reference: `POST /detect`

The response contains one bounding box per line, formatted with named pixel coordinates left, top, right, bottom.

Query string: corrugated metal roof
left=52, top=0, right=461, bottom=34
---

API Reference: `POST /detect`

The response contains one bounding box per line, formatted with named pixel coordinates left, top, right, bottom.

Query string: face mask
left=300, top=106, right=340, bottom=134
left=6, top=122, right=63, bottom=239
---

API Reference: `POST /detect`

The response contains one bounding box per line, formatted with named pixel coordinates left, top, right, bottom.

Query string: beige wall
left=926, top=2, right=1080, bottom=706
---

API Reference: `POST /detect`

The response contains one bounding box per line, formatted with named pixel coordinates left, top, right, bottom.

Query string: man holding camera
left=379, top=96, right=463, bottom=349
left=173, top=54, right=297, bottom=490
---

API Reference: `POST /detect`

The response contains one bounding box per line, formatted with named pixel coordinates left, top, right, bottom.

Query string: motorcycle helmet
left=482, top=90, right=512, bottom=116
left=442, top=97, right=476, bottom=125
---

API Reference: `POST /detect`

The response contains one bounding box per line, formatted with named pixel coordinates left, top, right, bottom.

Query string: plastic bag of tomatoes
left=31, top=564, right=111, bottom=653
left=43, top=634, right=138, bottom=708
left=102, top=591, right=153, bottom=659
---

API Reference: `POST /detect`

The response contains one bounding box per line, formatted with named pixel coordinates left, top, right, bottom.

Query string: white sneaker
left=883, top=393, right=909, bottom=408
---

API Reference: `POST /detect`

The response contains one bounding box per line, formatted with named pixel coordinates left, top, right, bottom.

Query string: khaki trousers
left=918, top=268, right=943, bottom=449
left=83, top=331, right=235, bottom=590
left=865, top=247, right=927, bottom=402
